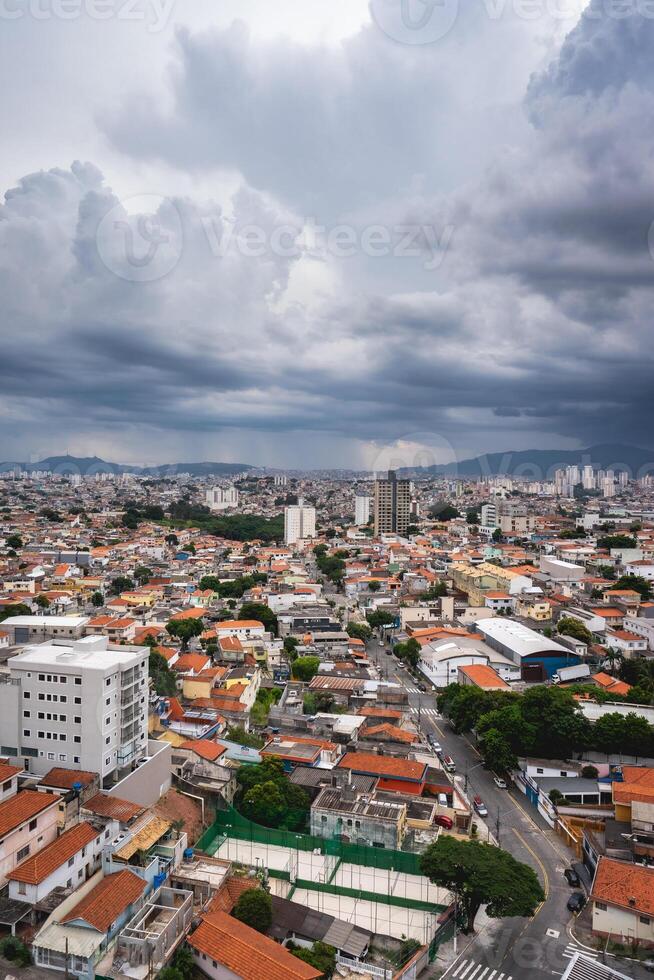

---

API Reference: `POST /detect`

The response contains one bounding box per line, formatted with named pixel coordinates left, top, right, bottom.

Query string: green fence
left=196, top=806, right=425, bottom=876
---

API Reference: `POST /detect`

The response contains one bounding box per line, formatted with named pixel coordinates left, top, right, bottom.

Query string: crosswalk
left=562, top=943, right=597, bottom=961
left=450, top=959, right=513, bottom=980
left=410, top=704, right=439, bottom=717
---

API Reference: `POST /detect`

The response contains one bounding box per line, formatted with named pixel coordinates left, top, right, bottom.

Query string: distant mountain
left=0, top=455, right=254, bottom=477
left=398, top=443, right=654, bottom=479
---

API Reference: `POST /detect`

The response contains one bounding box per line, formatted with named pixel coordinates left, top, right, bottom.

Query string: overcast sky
left=1, top=0, right=652, bottom=470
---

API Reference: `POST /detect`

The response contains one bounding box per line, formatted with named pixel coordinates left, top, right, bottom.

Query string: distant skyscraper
left=284, top=498, right=316, bottom=544
left=206, top=486, right=239, bottom=511
left=582, top=465, right=595, bottom=491
left=373, top=470, right=411, bottom=536
left=354, top=494, right=370, bottom=526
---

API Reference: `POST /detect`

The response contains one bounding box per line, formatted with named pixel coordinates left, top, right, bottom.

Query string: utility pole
left=496, top=807, right=501, bottom=844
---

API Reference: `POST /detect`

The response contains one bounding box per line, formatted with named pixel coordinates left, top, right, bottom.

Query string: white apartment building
left=0, top=636, right=149, bottom=784
left=354, top=494, right=371, bottom=526
left=284, top=498, right=316, bottom=545
left=205, top=486, right=239, bottom=511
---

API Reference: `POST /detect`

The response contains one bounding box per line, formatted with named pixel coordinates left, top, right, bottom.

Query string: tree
left=239, top=602, right=278, bottom=637
left=148, top=651, right=177, bottom=696
left=597, top=534, right=637, bottom=551
left=292, top=942, right=336, bottom=977
left=225, top=725, right=264, bottom=749
left=233, top=888, right=272, bottom=933
left=0, top=602, right=31, bottom=623
left=241, top=781, right=288, bottom=827
left=429, top=503, right=459, bottom=522
left=612, top=574, right=652, bottom=600
left=292, top=656, right=320, bottom=681
left=479, top=729, right=518, bottom=773
left=35, top=594, right=50, bottom=610
left=165, top=533, right=179, bottom=547
left=466, top=509, right=480, bottom=525
left=166, top=617, right=204, bottom=650
left=5, top=534, right=22, bottom=549
left=423, top=581, right=447, bottom=600
left=492, top=528, right=503, bottom=543
left=110, top=575, right=134, bottom=595
left=366, top=609, right=395, bottom=629
left=347, top=622, right=372, bottom=641
left=283, top=636, right=299, bottom=659
left=557, top=616, right=593, bottom=646
left=91, top=591, right=104, bottom=607
left=420, top=837, right=544, bottom=934
left=581, top=765, right=599, bottom=779
left=134, top=565, right=153, bottom=585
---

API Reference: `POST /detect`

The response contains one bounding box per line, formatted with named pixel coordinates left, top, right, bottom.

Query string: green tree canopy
left=5, top=533, right=23, bottom=549
left=166, top=617, right=204, bottom=650
left=233, top=888, right=272, bottom=933
left=292, top=941, right=336, bottom=977
left=420, top=837, right=544, bottom=934
left=597, top=534, right=637, bottom=551
left=292, top=656, right=320, bottom=682
left=612, top=574, right=652, bottom=600
left=347, top=622, right=372, bottom=641
left=557, top=615, right=593, bottom=646
left=239, top=601, right=278, bottom=637
left=366, top=609, right=395, bottom=629
left=0, top=602, right=31, bottom=623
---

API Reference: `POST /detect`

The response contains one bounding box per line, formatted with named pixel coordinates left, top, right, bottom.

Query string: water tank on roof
left=183, top=848, right=194, bottom=862
left=153, top=872, right=167, bottom=889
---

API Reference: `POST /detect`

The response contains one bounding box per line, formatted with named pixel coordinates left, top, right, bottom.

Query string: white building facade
left=284, top=499, right=316, bottom=545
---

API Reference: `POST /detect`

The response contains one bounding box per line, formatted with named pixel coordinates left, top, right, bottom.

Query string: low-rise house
left=458, top=663, right=511, bottom=691
left=606, top=629, right=648, bottom=657
left=337, top=751, right=428, bottom=796
left=0, top=789, right=60, bottom=886
left=7, top=821, right=103, bottom=904
left=591, top=857, right=654, bottom=948
left=310, top=785, right=407, bottom=848
left=0, top=761, right=22, bottom=801
left=32, top=869, right=148, bottom=978
left=261, top=735, right=341, bottom=771
left=35, top=767, right=100, bottom=828
left=188, top=908, right=322, bottom=980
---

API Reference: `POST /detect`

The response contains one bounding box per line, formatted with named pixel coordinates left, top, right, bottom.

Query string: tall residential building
left=206, top=486, right=239, bottom=511
left=284, top=498, right=316, bottom=545
left=0, top=636, right=149, bottom=780
left=582, top=465, right=596, bottom=491
left=373, top=470, right=411, bottom=536
left=354, top=494, right=371, bottom=526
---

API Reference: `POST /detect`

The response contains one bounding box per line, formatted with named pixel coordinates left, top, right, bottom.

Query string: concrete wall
left=108, top=740, right=171, bottom=807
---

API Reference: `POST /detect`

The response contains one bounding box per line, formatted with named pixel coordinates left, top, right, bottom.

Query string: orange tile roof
left=592, top=857, right=654, bottom=916
left=592, top=672, right=632, bottom=696
left=363, top=723, right=417, bottom=743
left=0, top=762, right=22, bottom=783
left=40, top=767, right=97, bottom=790
left=338, top=751, right=426, bottom=781
left=83, top=793, right=144, bottom=823
left=0, top=790, right=58, bottom=837
left=174, top=653, right=211, bottom=673
left=180, top=739, right=227, bottom=762
left=206, top=876, right=256, bottom=915
left=62, top=869, right=145, bottom=931
left=170, top=607, right=206, bottom=621
left=357, top=706, right=403, bottom=719
left=7, top=822, right=98, bottom=885
left=188, top=910, right=321, bottom=980
left=215, top=620, right=265, bottom=630
left=458, top=664, right=510, bottom=690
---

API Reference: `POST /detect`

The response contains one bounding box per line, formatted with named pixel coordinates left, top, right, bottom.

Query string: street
left=367, top=638, right=651, bottom=980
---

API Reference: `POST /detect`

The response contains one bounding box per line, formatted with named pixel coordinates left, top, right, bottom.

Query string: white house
left=0, top=790, right=60, bottom=886
left=591, top=857, right=654, bottom=948
left=0, top=762, right=22, bottom=801
left=7, top=821, right=106, bottom=904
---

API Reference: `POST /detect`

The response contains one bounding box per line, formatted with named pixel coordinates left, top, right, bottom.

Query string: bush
left=0, top=936, right=31, bottom=966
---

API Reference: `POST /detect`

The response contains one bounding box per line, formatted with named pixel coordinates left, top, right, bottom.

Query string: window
left=60, top=696, right=67, bottom=703
left=23, top=730, right=30, bottom=738
left=59, top=754, right=66, bottom=762
left=47, top=752, right=55, bottom=761
left=59, top=676, right=66, bottom=683
left=28, top=819, right=37, bottom=831
left=74, top=678, right=81, bottom=686
left=16, top=845, right=30, bottom=861
left=68, top=857, right=74, bottom=867
left=23, top=710, right=30, bottom=718
left=74, top=736, right=81, bottom=743
left=596, top=902, right=607, bottom=911
left=74, top=717, right=81, bottom=724
left=106, top=678, right=111, bottom=686
left=2, top=780, right=12, bottom=791
left=105, top=697, right=110, bottom=706
left=23, top=691, right=30, bottom=699
left=105, top=736, right=110, bottom=745
left=18, top=882, right=26, bottom=895
left=640, top=916, right=651, bottom=925
left=536, top=768, right=544, bottom=774
left=105, top=717, right=110, bottom=726
left=74, top=756, right=80, bottom=764
left=38, top=731, right=44, bottom=738
left=59, top=714, right=66, bottom=722
left=38, top=674, right=45, bottom=681
left=74, top=697, right=81, bottom=704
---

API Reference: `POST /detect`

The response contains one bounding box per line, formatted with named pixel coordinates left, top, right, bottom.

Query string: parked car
left=442, top=756, right=456, bottom=773
left=434, top=814, right=454, bottom=829
left=473, top=796, right=488, bottom=817
left=567, top=893, right=585, bottom=913
left=429, top=740, right=442, bottom=754
left=564, top=868, right=581, bottom=887
left=493, top=775, right=508, bottom=789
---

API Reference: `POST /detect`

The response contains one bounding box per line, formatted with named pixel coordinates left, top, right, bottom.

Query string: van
left=442, top=756, right=456, bottom=773
left=438, top=793, right=448, bottom=807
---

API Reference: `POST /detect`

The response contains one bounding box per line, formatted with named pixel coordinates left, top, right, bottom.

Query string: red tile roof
left=82, top=793, right=144, bottom=823
left=180, top=739, right=227, bottom=762
left=592, top=857, right=654, bottom=916
left=188, top=909, right=321, bottom=980
left=338, top=751, right=426, bottom=781
left=0, top=763, right=22, bottom=783
left=7, top=822, right=98, bottom=885
left=62, top=869, right=145, bottom=931
left=40, top=767, right=97, bottom=790
left=458, top=664, right=510, bottom=690
left=0, top=790, right=58, bottom=837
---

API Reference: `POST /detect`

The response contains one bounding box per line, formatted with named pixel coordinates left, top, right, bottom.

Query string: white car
left=493, top=776, right=508, bottom=789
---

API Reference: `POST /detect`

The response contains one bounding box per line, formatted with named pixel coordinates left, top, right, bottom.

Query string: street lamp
left=464, top=761, right=484, bottom=796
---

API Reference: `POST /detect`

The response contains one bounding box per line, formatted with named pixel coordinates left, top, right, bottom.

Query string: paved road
left=366, top=637, right=651, bottom=979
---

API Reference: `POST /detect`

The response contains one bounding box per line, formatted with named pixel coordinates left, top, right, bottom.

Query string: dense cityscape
left=0, top=454, right=651, bottom=978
